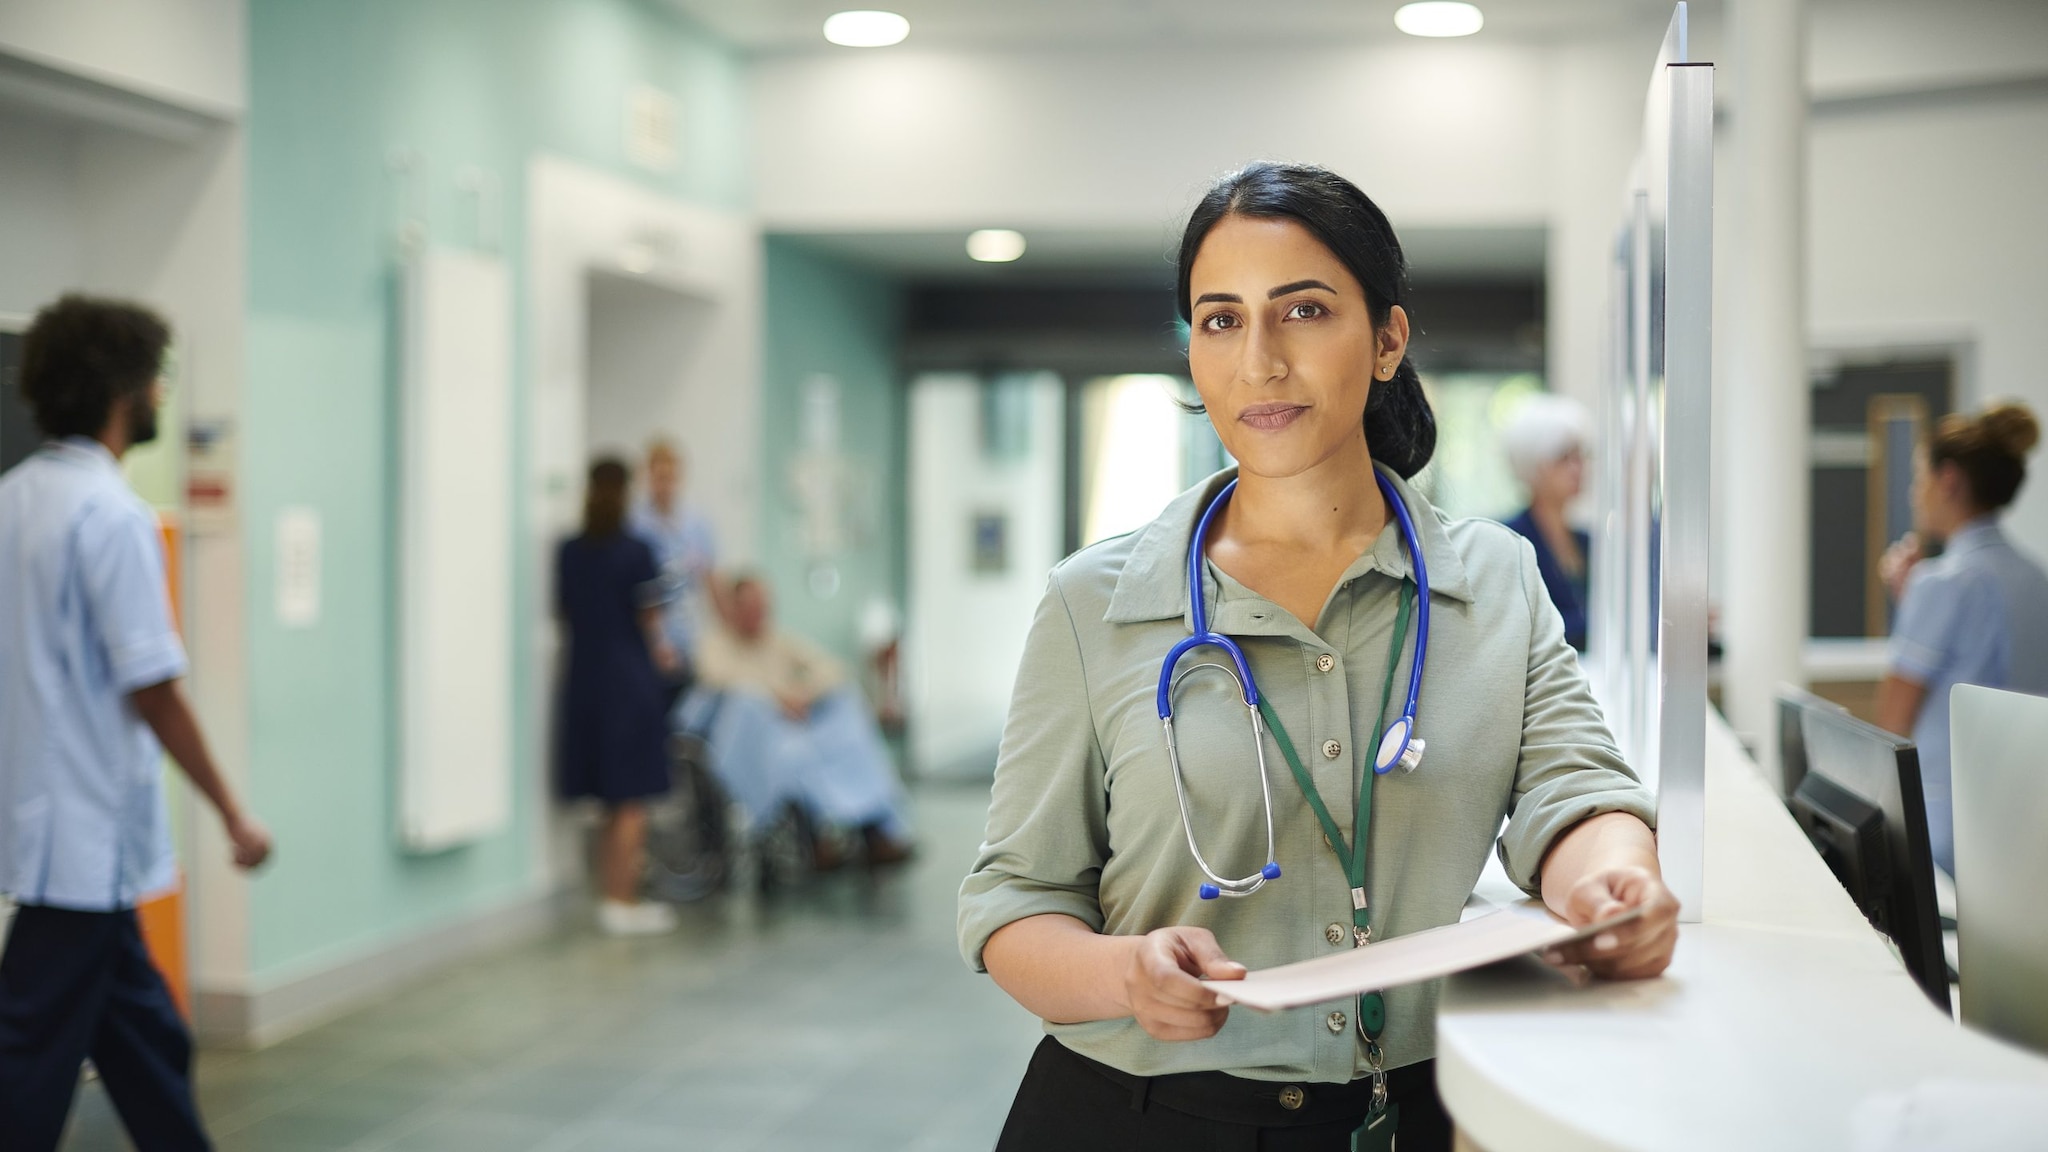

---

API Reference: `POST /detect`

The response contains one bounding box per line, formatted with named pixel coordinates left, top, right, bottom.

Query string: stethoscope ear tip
left=1261, top=862, right=1282, bottom=880
left=1198, top=884, right=1222, bottom=901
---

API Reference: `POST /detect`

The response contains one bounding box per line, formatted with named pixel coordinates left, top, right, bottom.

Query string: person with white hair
left=1501, top=393, right=1592, bottom=650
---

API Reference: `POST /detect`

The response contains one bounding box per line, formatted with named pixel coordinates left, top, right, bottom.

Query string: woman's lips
left=1238, top=403, right=1309, bottom=431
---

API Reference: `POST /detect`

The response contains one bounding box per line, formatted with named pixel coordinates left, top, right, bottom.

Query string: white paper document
left=1204, top=905, right=1642, bottom=1011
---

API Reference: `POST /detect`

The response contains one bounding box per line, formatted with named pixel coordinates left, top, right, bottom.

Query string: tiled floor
left=60, top=780, right=1041, bottom=1151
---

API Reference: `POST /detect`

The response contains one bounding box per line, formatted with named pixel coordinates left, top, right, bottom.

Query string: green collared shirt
left=958, top=466, right=1654, bottom=1082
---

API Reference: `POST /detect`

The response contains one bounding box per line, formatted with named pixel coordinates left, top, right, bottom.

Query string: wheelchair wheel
left=643, top=740, right=732, bottom=903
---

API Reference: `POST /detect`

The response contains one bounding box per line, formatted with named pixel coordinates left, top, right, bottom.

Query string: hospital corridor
left=6, top=1, right=2048, bottom=1150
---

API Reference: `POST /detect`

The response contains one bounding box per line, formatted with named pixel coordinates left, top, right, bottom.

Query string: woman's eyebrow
left=1268, top=279, right=1336, bottom=298
left=1193, top=291, right=1242, bottom=305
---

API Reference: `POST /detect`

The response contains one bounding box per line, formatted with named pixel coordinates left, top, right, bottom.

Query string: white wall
left=751, top=42, right=1564, bottom=235
left=0, top=111, right=80, bottom=315
left=0, top=0, right=244, bottom=117
left=1809, top=0, right=2048, bottom=96
left=906, top=373, right=1065, bottom=777
left=1809, top=94, right=2048, bottom=555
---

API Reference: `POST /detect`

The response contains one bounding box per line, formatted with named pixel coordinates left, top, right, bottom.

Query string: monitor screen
left=1775, top=686, right=1847, bottom=801
left=1796, top=706, right=1947, bottom=1008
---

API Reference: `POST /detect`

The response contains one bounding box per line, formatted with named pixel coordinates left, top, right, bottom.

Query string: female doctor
left=958, top=163, right=1678, bottom=1152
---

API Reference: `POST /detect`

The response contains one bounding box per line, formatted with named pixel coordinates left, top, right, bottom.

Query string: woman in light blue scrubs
left=1878, top=401, right=2048, bottom=874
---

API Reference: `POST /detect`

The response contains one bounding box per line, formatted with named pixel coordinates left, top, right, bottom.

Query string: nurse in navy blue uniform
left=1500, top=394, right=1592, bottom=651
left=557, top=458, right=678, bottom=936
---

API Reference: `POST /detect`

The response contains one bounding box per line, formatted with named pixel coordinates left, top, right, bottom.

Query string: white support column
left=1722, top=0, right=1810, bottom=760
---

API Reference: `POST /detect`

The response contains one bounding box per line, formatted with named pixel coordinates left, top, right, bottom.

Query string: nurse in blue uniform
left=0, top=295, right=273, bottom=1151
left=1877, top=401, right=2048, bottom=874
left=558, top=458, right=678, bottom=936
left=628, top=438, right=720, bottom=699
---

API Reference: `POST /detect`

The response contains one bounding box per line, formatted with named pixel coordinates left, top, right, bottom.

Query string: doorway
left=1809, top=356, right=1955, bottom=639
left=582, top=269, right=714, bottom=466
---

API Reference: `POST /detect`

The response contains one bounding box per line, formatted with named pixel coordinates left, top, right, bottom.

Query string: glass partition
left=1589, top=2, right=1714, bottom=920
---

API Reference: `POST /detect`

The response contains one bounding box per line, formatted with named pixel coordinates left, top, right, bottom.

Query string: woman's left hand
left=1544, top=865, right=1680, bottom=980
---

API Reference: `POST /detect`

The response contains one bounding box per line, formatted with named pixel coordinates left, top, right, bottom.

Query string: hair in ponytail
left=1175, top=162, right=1436, bottom=478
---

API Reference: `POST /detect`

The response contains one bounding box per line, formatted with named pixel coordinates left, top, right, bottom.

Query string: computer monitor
left=1950, top=684, right=2048, bottom=1054
left=1774, top=685, right=1847, bottom=801
left=1789, top=706, right=1948, bottom=1009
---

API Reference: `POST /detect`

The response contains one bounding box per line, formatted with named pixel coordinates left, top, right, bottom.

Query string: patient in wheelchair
left=687, top=574, right=914, bottom=867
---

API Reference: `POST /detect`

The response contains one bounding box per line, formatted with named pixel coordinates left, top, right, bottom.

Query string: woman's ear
left=1377, top=305, right=1411, bottom=380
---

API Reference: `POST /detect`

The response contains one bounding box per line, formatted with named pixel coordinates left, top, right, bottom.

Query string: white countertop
left=1437, top=710, right=2048, bottom=1151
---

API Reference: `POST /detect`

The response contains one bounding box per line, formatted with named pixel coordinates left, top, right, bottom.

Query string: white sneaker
left=598, top=900, right=677, bottom=936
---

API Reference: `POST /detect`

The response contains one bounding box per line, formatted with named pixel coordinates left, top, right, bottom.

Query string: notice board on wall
left=397, top=247, right=513, bottom=852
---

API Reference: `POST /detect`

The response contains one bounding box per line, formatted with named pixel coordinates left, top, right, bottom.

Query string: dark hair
left=1929, top=400, right=2040, bottom=512
left=1176, top=162, right=1435, bottom=479
left=582, top=458, right=630, bottom=538
left=19, top=294, right=171, bottom=439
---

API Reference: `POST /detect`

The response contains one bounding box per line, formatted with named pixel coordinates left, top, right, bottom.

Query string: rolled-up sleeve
left=1888, top=566, right=1975, bottom=685
left=958, top=571, right=1111, bottom=972
left=1496, top=537, right=1656, bottom=895
left=78, top=499, right=188, bottom=695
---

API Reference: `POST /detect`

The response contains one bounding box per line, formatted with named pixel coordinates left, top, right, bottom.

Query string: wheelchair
left=641, top=697, right=818, bottom=902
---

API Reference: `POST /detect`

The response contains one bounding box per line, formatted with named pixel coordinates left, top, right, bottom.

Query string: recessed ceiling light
left=1394, top=1, right=1484, bottom=37
left=823, top=10, right=909, bottom=48
left=967, top=229, right=1027, bottom=263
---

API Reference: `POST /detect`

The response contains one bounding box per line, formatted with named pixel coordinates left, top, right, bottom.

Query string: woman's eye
left=1286, top=301, right=1326, bottom=320
left=1201, top=312, right=1239, bottom=332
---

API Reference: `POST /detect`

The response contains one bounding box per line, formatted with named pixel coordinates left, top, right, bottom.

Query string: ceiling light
left=1394, top=2, right=1484, bottom=37
left=967, top=229, right=1027, bottom=263
left=823, top=10, right=909, bottom=48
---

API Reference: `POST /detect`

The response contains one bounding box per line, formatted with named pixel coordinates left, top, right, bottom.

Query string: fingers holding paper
left=1545, top=865, right=1679, bottom=980
left=1125, top=926, right=1246, bottom=1040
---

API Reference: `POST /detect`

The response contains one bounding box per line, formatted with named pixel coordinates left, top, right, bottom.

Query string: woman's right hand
left=1880, top=531, right=1924, bottom=603
left=1122, top=926, right=1245, bottom=1040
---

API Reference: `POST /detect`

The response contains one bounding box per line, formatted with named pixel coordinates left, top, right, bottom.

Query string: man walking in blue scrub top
left=0, top=295, right=273, bottom=1151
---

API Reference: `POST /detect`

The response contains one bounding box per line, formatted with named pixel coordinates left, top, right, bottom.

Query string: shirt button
left=1278, top=1084, right=1307, bottom=1111
left=1322, top=739, right=1343, bottom=760
left=1327, top=1010, right=1348, bottom=1034
left=1316, top=653, right=1335, bottom=673
left=1325, top=922, right=1346, bottom=946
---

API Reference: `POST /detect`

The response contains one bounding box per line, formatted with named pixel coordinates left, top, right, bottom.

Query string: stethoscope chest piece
left=1373, top=717, right=1425, bottom=775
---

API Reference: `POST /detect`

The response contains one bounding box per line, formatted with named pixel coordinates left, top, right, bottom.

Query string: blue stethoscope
left=1157, top=470, right=1431, bottom=900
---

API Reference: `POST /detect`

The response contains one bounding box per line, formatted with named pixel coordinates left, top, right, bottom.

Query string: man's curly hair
left=20, top=294, right=170, bottom=438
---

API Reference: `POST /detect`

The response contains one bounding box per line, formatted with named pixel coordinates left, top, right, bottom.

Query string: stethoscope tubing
left=1156, top=471, right=1430, bottom=900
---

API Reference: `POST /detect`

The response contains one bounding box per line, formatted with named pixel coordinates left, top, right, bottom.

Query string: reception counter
left=1438, top=711, right=2048, bottom=1150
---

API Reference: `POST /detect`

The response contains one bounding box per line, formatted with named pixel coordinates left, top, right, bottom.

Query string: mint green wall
left=759, top=238, right=905, bottom=665
left=245, top=0, right=745, bottom=978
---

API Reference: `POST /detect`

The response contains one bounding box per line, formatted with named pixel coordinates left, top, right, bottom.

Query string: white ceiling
left=666, top=0, right=1699, bottom=53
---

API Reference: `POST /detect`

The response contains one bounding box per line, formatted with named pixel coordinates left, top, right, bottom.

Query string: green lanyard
left=1253, top=581, right=1415, bottom=1045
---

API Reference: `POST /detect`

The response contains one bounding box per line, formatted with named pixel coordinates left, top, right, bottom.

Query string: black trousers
left=0, top=905, right=210, bottom=1151
left=996, top=1036, right=1452, bottom=1152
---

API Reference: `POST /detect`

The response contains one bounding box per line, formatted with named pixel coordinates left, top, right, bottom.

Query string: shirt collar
left=1947, top=517, right=2004, bottom=556
left=1103, top=463, right=1476, bottom=625
left=44, top=436, right=121, bottom=473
